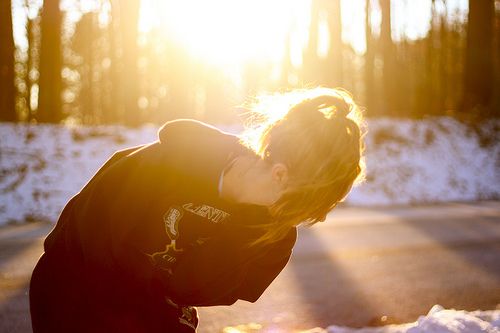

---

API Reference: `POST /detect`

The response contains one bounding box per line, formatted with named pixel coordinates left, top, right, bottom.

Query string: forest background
left=0, top=0, right=498, bottom=129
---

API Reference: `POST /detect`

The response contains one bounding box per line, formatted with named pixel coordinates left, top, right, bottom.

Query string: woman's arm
left=164, top=228, right=297, bottom=307
left=235, top=228, right=297, bottom=303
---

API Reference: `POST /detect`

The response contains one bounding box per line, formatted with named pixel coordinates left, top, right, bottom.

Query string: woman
left=29, top=87, right=365, bottom=332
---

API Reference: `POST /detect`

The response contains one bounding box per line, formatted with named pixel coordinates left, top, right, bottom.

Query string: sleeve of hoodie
left=165, top=227, right=297, bottom=307
left=43, top=143, right=148, bottom=253
left=235, top=228, right=297, bottom=303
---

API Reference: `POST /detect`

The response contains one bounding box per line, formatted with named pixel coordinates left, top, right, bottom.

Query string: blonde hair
left=239, top=87, right=366, bottom=246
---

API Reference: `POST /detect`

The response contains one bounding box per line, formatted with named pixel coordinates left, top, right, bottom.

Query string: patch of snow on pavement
left=301, top=305, right=500, bottom=333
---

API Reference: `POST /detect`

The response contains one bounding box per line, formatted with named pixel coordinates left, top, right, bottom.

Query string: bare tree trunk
left=493, top=0, right=500, bottom=116
left=439, top=0, right=449, bottom=112
left=326, top=0, right=343, bottom=86
left=73, top=13, right=96, bottom=124
left=0, top=0, right=17, bottom=121
left=427, top=0, right=438, bottom=115
left=24, top=4, right=41, bottom=122
left=364, top=0, right=374, bottom=115
left=462, top=0, right=494, bottom=116
left=303, top=0, right=320, bottom=83
left=380, top=0, right=396, bottom=116
left=38, top=0, right=62, bottom=123
left=102, top=0, right=121, bottom=124
left=118, top=0, right=141, bottom=126
left=26, top=15, right=34, bottom=120
left=102, top=0, right=123, bottom=124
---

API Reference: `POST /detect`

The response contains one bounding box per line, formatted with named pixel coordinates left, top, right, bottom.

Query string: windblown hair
left=239, top=87, right=366, bottom=246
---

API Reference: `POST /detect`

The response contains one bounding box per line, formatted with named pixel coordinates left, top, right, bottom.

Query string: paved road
left=1, top=202, right=499, bottom=332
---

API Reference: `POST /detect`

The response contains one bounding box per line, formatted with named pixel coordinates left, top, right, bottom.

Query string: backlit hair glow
left=239, top=87, right=366, bottom=246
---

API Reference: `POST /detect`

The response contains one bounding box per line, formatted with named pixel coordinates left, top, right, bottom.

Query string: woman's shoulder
left=154, top=119, right=252, bottom=198
left=157, top=118, right=233, bottom=144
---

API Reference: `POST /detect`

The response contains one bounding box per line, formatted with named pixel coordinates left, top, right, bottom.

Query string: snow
left=0, top=123, right=157, bottom=224
left=347, top=117, right=500, bottom=206
left=300, top=305, right=500, bottom=333
left=0, top=117, right=499, bottom=224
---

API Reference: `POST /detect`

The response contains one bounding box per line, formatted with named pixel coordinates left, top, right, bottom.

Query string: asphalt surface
left=1, top=201, right=499, bottom=333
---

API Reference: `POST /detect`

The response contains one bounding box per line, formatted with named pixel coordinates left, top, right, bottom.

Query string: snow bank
left=0, top=123, right=157, bottom=224
left=347, top=117, right=499, bottom=206
left=0, top=117, right=499, bottom=225
left=302, top=305, right=500, bottom=333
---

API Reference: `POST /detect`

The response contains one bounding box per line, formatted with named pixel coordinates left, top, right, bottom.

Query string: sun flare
left=140, top=0, right=311, bottom=66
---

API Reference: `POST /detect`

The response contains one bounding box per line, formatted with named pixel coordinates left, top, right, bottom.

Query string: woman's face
left=221, top=156, right=288, bottom=207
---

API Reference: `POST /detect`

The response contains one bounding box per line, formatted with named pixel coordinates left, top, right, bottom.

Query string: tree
left=462, top=0, right=495, bottom=116
left=118, top=0, right=141, bottom=126
left=0, top=0, right=16, bottom=121
left=302, top=0, right=344, bottom=86
left=326, top=0, right=343, bottom=86
left=494, top=0, right=500, bottom=116
left=24, top=2, right=41, bottom=121
left=302, top=0, right=321, bottom=84
left=380, top=0, right=396, bottom=116
left=73, top=12, right=97, bottom=123
left=38, top=0, right=63, bottom=122
left=364, top=0, right=374, bottom=115
left=104, top=0, right=122, bottom=124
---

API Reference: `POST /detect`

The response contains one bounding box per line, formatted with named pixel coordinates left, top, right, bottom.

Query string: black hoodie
left=30, top=119, right=297, bottom=333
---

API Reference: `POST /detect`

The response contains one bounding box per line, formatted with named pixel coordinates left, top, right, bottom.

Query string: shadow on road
left=288, top=203, right=500, bottom=328
left=398, top=214, right=500, bottom=281
left=289, top=227, right=381, bottom=328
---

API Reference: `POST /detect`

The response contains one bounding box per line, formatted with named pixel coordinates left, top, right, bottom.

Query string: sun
left=139, top=0, right=311, bottom=67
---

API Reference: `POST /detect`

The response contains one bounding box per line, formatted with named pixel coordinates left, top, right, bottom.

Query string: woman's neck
left=218, top=155, right=254, bottom=204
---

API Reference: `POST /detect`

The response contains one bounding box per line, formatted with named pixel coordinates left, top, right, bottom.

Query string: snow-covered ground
left=0, top=117, right=499, bottom=225
left=351, top=117, right=499, bottom=206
